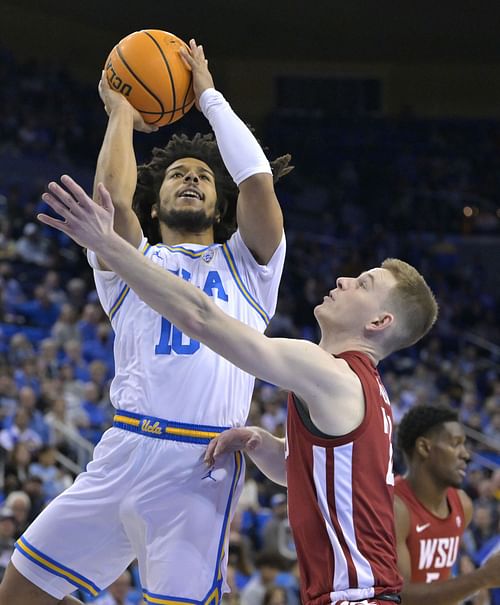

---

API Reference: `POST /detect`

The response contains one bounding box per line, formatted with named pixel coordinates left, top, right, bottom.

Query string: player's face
left=314, top=268, right=397, bottom=333
left=156, top=157, right=219, bottom=232
left=428, top=421, right=470, bottom=488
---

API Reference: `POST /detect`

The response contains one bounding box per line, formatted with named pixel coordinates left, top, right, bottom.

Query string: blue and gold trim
left=108, top=242, right=151, bottom=321
left=156, top=243, right=216, bottom=259
left=15, top=536, right=101, bottom=597
left=141, top=451, right=243, bottom=605
left=221, top=242, right=270, bottom=325
left=113, top=410, right=229, bottom=445
left=150, top=241, right=270, bottom=325
left=142, top=589, right=200, bottom=604
left=204, top=450, right=243, bottom=604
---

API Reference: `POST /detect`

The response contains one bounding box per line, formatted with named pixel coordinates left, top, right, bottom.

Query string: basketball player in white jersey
left=35, top=174, right=439, bottom=605
left=0, top=41, right=290, bottom=605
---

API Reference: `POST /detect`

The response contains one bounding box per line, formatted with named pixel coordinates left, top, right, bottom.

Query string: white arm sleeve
left=199, top=87, right=272, bottom=186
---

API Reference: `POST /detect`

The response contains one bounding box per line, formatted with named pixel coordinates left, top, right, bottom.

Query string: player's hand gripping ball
left=105, top=29, right=195, bottom=127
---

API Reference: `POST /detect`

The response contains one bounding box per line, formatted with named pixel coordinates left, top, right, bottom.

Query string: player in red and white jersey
left=394, top=404, right=500, bottom=605
left=38, top=177, right=440, bottom=605
left=285, top=352, right=401, bottom=605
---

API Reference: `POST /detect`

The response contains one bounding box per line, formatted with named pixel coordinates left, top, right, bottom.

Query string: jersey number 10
left=155, top=317, right=200, bottom=355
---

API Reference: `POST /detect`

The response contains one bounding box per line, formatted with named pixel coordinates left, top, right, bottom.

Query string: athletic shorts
left=12, top=421, right=244, bottom=603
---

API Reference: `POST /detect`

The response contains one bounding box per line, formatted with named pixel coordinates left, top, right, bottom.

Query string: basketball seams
left=114, top=45, right=165, bottom=122
left=106, top=29, right=195, bottom=127
left=143, top=31, right=177, bottom=125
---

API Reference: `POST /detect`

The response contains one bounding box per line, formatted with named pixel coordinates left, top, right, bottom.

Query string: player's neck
left=319, top=334, right=380, bottom=365
left=159, top=224, right=215, bottom=246
left=407, top=470, right=450, bottom=518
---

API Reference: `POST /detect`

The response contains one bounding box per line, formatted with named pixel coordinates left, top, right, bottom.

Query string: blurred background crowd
left=0, top=12, right=499, bottom=604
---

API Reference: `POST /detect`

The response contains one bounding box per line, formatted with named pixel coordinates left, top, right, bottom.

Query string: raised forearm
left=245, top=427, right=286, bottom=486
left=94, top=106, right=137, bottom=207
left=401, top=569, right=491, bottom=605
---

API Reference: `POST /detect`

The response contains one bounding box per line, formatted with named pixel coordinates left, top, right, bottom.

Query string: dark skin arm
left=180, top=41, right=284, bottom=265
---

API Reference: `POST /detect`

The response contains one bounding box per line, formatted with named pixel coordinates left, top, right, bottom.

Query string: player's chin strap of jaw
left=199, top=88, right=272, bottom=185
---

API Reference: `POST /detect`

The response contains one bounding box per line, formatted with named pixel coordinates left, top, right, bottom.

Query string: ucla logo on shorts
left=141, top=419, right=163, bottom=435
left=202, top=249, right=215, bottom=263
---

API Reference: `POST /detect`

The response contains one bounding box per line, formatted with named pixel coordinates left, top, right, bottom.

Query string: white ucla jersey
left=87, top=230, right=285, bottom=427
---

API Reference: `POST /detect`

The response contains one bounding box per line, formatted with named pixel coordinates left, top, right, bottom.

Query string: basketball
left=104, top=30, right=195, bottom=127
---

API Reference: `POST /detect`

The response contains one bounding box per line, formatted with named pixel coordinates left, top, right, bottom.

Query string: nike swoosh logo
left=416, top=523, right=431, bottom=533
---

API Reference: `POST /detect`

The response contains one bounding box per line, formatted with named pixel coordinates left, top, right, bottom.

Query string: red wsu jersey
left=285, top=351, right=402, bottom=605
left=394, top=476, right=465, bottom=583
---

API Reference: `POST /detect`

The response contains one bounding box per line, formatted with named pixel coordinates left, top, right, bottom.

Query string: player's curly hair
left=133, top=133, right=293, bottom=244
left=397, top=404, right=459, bottom=458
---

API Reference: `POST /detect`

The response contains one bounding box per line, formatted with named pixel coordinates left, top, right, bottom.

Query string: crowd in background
left=0, top=48, right=499, bottom=605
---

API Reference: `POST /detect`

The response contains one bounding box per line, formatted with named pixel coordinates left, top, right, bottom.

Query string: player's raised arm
left=180, top=40, right=289, bottom=264
left=93, top=73, right=158, bottom=253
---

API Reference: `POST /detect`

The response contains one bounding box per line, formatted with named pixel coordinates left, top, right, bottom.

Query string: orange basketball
left=104, top=30, right=195, bottom=127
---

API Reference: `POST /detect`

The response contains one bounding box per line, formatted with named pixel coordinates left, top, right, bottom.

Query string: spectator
left=465, top=504, right=497, bottom=554
left=37, top=338, right=60, bottom=380
left=15, top=386, right=49, bottom=443
left=240, top=553, right=284, bottom=605
left=262, top=494, right=295, bottom=561
left=0, top=375, right=17, bottom=423
left=77, top=302, right=102, bottom=341
left=4, top=490, right=31, bottom=538
left=50, top=303, right=80, bottom=348
left=42, top=271, right=67, bottom=306
left=7, top=333, right=34, bottom=367
left=61, top=338, right=90, bottom=382
left=28, top=445, right=71, bottom=502
left=0, top=408, right=42, bottom=453
left=0, top=507, right=16, bottom=581
left=13, top=358, right=40, bottom=395
left=2, top=442, right=31, bottom=495
left=21, top=476, right=45, bottom=523
left=65, top=277, right=88, bottom=311
left=14, top=285, right=59, bottom=329
left=14, top=223, right=51, bottom=267
left=43, top=396, right=80, bottom=453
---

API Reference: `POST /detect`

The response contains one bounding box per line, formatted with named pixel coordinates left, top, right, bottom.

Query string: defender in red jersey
left=394, top=404, right=500, bottom=605
left=38, top=178, right=439, bottom=605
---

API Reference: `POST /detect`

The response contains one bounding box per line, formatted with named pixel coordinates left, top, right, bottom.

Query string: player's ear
left=415, top=436, right=432, bottom=460
left=151, top=203, right=159, bottom=220
left=365, top=312, right=394, bottom=333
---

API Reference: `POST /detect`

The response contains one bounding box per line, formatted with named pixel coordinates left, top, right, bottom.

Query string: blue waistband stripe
left=113, top=410, right=229, bottom=444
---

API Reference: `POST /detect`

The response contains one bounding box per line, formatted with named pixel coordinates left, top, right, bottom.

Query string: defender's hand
left=205, top=427, right=261, bottom=467
left=38, top=176, right=115, bottom=252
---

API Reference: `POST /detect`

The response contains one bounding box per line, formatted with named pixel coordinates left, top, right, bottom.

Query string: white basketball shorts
left=12, top=415, right=244, bottom=604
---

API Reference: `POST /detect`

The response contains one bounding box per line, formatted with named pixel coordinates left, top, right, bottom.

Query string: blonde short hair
left=381, top=258, right=438, bottom=352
